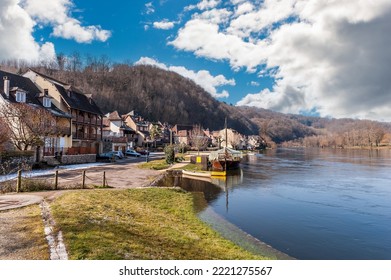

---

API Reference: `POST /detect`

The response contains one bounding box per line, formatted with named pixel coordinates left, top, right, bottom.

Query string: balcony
left=56, top=127, right=72, bottom=136
left=73, top=116, right=102, bottom=125
left=72, top=132, right=99, bottom=141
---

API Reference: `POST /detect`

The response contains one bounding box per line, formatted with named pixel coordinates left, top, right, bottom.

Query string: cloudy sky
left=1, top=0, right=391, bottom=121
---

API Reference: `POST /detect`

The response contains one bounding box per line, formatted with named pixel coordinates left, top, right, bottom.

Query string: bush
left=164, top=145, right=175, bottom=164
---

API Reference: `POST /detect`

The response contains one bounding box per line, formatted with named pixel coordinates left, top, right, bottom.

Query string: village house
left=215, top=128, right=246, bottom=150
left=0, top=70, right=72, bottom=161
left=102, top=110, right=136, bottom=152
left=247, top=135, right=262, bottom=150
left=122, top=111, right=151, bottom=147
left=171, top=124, right=194, bottom=146
left=24, top=69, right=104, bottom=155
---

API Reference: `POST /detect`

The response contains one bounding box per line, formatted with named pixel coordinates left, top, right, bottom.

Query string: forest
left=1, top=55, right=390, bottom=148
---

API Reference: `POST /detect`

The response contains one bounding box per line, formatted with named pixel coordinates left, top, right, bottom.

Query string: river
left=164, top=148, right=391, bottom=260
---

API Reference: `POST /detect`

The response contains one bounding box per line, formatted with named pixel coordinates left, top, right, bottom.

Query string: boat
left=208, top=118, right=242, bottom=173
left=182, top=169, right=211, bottom=178
left=209, top=147, right=242, bottom=172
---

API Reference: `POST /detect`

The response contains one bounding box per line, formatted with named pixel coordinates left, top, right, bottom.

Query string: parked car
left=98, top=151, right=123, bottom=160
left=125, top=149, right=141, bottom=157
left=112, top=150, right=124, bottom=159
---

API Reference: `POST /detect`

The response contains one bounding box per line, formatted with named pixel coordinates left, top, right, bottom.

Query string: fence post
left=82, top=170, right=86, bottom=189
left=54, top=170, right=58, bottom=190
left=103, top=171, right=106, bottom=188
left=16, top=170, right=22, bottom=193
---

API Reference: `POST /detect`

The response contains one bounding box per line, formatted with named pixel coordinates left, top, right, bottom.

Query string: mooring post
left=16, top=170, right=22, bottom=193
left=82, top=170, right=86, bottom=189
left=54, top=170, right=59, bottom=190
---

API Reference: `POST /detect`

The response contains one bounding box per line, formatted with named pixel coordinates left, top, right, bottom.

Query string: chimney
left=3, top=76, right=10, bottom=98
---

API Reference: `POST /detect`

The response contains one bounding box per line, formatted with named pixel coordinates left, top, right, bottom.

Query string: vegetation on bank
left=138, top=159, right=170, bottom=170
left=50, top=188, right=267, bottom=260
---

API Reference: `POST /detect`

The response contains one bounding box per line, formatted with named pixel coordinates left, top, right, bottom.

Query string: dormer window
left=16, top=90, right=26, bottom=103
left=43, top=96, right=51, bottom=108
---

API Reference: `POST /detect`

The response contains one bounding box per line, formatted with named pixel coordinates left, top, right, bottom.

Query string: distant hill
left=2, top=62, right=390, bottom=146
left=38, top=64, right=259, bottom=135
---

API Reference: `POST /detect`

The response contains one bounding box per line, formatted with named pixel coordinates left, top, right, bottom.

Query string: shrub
left=164, top=145, right=175, bottom=164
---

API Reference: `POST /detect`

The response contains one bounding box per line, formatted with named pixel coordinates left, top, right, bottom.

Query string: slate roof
left=0, top=70, right=41, bottom=105
left=28, top=69, right=103, bottom=116
left=0, top=70, right=71, bottom=119
left=107, top=111, right=122, bottom=121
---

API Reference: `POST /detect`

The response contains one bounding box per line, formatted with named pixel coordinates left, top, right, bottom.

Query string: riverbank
left=0, top=158, right=272, bottom=260
left=50, top=188, right=268, bottom=260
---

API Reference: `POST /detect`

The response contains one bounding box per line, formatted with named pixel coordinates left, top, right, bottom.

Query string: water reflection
left=156, top=169, right=244, bottom=213
left=155, top=148, right=391, bottom=260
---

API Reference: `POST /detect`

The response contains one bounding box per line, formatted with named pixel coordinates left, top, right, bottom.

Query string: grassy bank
left=50, top=188, right=268, bottom=260
left=138, top=159, right=170, bottom=170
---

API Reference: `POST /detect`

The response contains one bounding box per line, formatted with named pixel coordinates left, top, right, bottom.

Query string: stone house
left=24, top=69, right=104, bottom=155
left=0, top=70, right=72, bottom=161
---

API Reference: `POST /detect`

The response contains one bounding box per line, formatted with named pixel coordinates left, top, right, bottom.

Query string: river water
left=167, top=148, right=391, bottom=260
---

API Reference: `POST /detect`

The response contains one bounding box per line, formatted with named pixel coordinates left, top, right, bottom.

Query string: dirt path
left=0, top=205, right=50, bottom=260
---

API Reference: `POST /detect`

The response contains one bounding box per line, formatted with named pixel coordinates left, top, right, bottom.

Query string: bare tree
left=0, top=118, right=10, bottom=150
left=57, top=53, right=67, bottom=71
left=0, top=103, right=59, bottom=151
left=190, top=125, right=209, bottom=154
left=149, top=124, right=162, bottom=148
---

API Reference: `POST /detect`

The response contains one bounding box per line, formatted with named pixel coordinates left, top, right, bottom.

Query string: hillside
left=40, top=64, right=258, bottom=135
left=2, top=62, right=390, bottom=146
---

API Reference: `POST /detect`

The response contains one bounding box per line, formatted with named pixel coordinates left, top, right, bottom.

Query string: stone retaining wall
left=44, top=154, right=96, bottom=166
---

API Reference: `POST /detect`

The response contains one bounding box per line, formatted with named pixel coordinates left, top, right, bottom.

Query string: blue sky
left=30, top=0, right=273, bottom=106
left=1, top=0, right=391, bottom=121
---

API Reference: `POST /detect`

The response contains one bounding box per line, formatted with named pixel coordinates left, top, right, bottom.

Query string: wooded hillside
left=1, top=59, right=390, bottom=147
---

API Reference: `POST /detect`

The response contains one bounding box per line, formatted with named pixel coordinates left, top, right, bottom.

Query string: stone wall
left=44, top=154, right=96, bottom=166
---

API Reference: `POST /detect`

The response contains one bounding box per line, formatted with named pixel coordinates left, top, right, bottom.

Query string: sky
left=1, top=0, right=391, bottom=121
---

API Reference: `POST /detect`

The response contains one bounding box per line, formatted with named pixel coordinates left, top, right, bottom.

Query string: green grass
left=138, top=159, right=170, bottom=170
left=180, top=163, right=207, bottom=172
left=50, top=188, right=268, bottom=260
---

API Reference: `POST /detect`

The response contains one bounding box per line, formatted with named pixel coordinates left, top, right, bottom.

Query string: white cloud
left=22, top=0, right=111, bottom=43
left=145, top=2, right=155, bottom=14
left=153, top=20, right=175, bottom=30
left=197, top=0, right=221, bottom=10
left=234, top=2, right=254, bottom=16
left=170, top=18, right=265, bottom=72
left=171, top=0, right=391, bottom=121
left=135, top=57, right=168, bottom=70
left=135, top=57, right=235, bottom=98
left=0, top=0, right=56, bottom=62
left=250, top=81, right=260, bottom=86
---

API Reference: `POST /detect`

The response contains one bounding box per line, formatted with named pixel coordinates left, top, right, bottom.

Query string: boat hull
left=211, top=159, right=241, bottom=172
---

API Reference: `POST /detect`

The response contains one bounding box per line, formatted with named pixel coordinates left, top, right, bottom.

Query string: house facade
left=171, top=124, right=194, bottom=146
left=24, top=69, right=103, bottom=155
left=102, top=111, right=136, bottom=152
left=123, top=111, right=151, bottom=147
left=0, top=70, right=72, bottom=160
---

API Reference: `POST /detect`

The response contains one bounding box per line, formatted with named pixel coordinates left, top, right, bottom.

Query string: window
left=43, top=97, right=51, bottom=108
left=16, top=91, right=26, bottom=103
